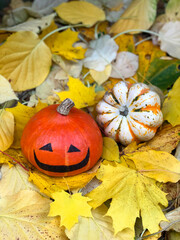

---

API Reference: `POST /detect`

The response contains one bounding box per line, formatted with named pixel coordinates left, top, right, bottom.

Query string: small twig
left=136, top=219, right=180, bottom=240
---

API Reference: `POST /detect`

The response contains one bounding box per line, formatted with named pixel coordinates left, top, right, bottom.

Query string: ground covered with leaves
left=0, top=0, right=180, bottom=239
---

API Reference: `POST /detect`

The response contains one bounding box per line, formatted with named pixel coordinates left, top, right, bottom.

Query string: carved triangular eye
left=39, top=143, right=53, bottom=152
left=68, top=145, right=81, bottom=153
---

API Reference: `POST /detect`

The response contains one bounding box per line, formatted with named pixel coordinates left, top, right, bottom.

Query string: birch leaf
left=158, top=21, right=180, bottom=59
left=0, top=110, right=14, bottom=151
left=0, top=190, right=67, bottom=240
left=0, top=14, right=55, bottom=33
left=110, top=0, right=157, bottom=34
left=66, top=205, right=134, bottom=240
left=110, top=51, right=139, bottom=78
left=166, top=0, right=180, bottom=21
left=55, top=1, right=105, bottom=27
left=87, top=162, right=168, bottom=235
left=0, top=31, right=52, bottom=91
left=84, top=35, right=119, bottom=71
left=56, top=77, right=96, bottom=108
left=49, top=191, right=92, bottom=230
left=90, top=64, right=112, bottom=85
left=162, top=77, right=180, bottom=126
left=0, top=164, right=38, bottom=198
left=0, top=75, right=18, bottom=104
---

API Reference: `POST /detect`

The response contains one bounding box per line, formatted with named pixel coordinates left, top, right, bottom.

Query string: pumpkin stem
left=57, top=98, right=75, bottom=115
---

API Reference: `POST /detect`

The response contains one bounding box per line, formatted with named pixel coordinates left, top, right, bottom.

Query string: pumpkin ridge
left=129, top=117, right=157, bottom=132
left=103, top=115, right=119, bottom=129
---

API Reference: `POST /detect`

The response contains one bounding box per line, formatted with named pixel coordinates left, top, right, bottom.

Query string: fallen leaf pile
left=0, top=0, right=180, bottom=239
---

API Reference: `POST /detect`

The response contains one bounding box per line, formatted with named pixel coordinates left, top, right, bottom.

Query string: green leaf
left=166, top=0, right=180, bottom=20
left=145, top=59, right=180, bottom=91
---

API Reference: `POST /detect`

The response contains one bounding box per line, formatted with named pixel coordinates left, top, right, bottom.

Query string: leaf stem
left=0, top=150, right=29, bottom=171
left=41, top=24, right=85, bottom=42
left=112, top=29, right=159, bottom=40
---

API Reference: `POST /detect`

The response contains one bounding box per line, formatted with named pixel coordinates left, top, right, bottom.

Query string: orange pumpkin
left=21, top=98, right=103, bottom=177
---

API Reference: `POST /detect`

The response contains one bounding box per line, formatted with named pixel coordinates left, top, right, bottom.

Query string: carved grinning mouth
left=33, top=148, right=90, bottom=173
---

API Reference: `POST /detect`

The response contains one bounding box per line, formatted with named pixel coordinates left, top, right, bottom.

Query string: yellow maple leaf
left=56, top=77, right=97, bottom=108
left=48, top=191, right=92, bottom=230
left=87, top=162, right=168, bottom=235
left=110, top=0, right=157, bottom=34
left=55, top=1, right=105, bottom=27
left=123, top=150, right=180, bottom=183
left=51, top=29, right=86, bottom=61
left=66, top=205, right=134, bottom=240
left=101, top=137, right=120, bottom=162
left=162, top=77, right=180, bottom=126
left=7, top=101, right=47, bottom=148
left=0, top=190, right=66, bottom=239
left=0, top=110, right=14, bottom=151
left=29, top=166, right=97, bottom=197
left=0, top=31, right=52, bottom=91
left=39, top=20, right=58, bottom=49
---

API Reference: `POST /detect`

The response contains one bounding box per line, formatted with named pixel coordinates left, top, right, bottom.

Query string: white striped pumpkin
left=96, top=81, right=163, bottom=145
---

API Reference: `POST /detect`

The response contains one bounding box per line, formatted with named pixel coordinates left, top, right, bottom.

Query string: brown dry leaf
left=0, top=31, right=52, bottom=91
left=145, top=124, right=180, bottom=153
left=160, top=207, right=180, bottom=232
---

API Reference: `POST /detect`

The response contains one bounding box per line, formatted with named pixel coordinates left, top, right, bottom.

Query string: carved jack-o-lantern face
left=33, top=142, right=90, bottom=175
left=21, top=99, right=103, bottom=177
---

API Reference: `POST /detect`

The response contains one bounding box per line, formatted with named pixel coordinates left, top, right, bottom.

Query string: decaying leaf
left=48, top=191, right=92, bottom=230
left=0, top=110, right=14, bottom=151
left=0, top=31, right=52, bottom=91
left=56, top=77, right=97, bottom=108
left=145, top=124, right=180, bottom=153
left=0, top=74, right=18, bottom=104
left=110, top=0, right=157, bottom=34
left=158, top=21, right=180, bottom=59
left=83, top=35, right=119, bottom=71
left=110, top=51, right=139, bottom=79
left=162, top=77, right=180, bottom=126
left=87, top=162, right=168, bottom=235
left=55, top=1, right=105, bottom=27
left=66, top=204, right=134, bottom=240
left=0, top=190, right=67, bottom=240
left=160, top=207, right=180, bottom=232
left=101, top=137, right=120, bottom=162
left=52, top=29, right=86, bottom=61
